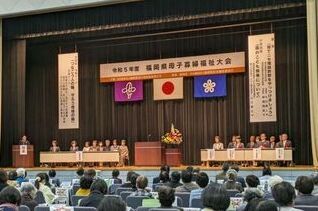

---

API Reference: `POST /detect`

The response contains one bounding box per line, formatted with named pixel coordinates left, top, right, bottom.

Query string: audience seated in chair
left=272, top=181, right=302, bottom=211
left=111, top=169, right=122, bottom=184
left=222, top=169, right=243, bottom=193
left=76, top=176, right=93, bottom=196
left=165, top=171, right=182, bottom=189
left=244, top=198, right=265, bottom=211
left=72, top=167, right=85, bottom=185
left=48, top=170, right=60, bottom=188
left=7, top=171, right=18, bottom=187
left=153, top=165, right=170, bottom=185
left=20, top=182, right=38, bottom=211
left=34, top=173, right=55, bottom=204
left=16, top=168, right=29, bottom=186
left=0, top=169, right=9, bottom=192
left=260, top=163, right=272, bottom=181
left=294, top=176, right=318, bottom=206
left=79, top=179, right=107, bottom=208
left=129, top=176, right=152, bottom=197
left=175, top=170, right=199, bottom=192
left=121, top=171, right=137, bottom=188
left=230, top=164, right=246, bottom=188
left=84, top=169, right=97, bottom=180
left=201, top=183, right=230, bottom=211
left=256, top=200, right=279, bottom=211
left=97, top=196, right=126, bottom=211
left=189, top=172, right=209, bottom=207
left=0, top=186, right=21, bottom=211
left=215, top=162, right=230, bottom=182
left=311, top=173, right=318, bottom=195
left=153, top=171, right=170, bottom=191
left=236, top=185, right=264, bottom=211
left=157, top=186, right=183, bottom=211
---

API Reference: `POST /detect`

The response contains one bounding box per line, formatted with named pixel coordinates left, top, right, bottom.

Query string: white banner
left=58, top=53, right=79, bottom=129
left=276, top=148, right=285, bottom=160
left=207, top=149, right=215, bottom=160
left=253, top=148, right=262, bottom=160
left=20, top=145, right=27, bottom=155
left=248, top=33, right=277, bottom=122
left=227, top=148, right=235, bottom=160
left=100, top=52, right=245, bottom=82
left=75, top=151, right=83, bottom=162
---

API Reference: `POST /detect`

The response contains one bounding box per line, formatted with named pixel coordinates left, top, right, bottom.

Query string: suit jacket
left=294, top=194, right=318, bottom=206
left=246, top=142, right=258, bottom=148
left=21, top=194, right=38, bottom=211
left=79, top=191, right=105, bottom=208
left=276, top=140, right=292, bottom=148
left=165, top=181, right=182, bottom=189
left=228, top=142, right=236, bottom=149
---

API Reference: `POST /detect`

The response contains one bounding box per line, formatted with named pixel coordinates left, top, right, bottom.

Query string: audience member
left=215, top=162, right=230, bottom=182
left=130, top=176, right=152, bottom=197
left=76, top=176, right=94, bottom=196
left=76, top=167, right=85, bottom=178
left=16, top=168, right=28, bottom=186
left=120, top=171, right=135, bottom=188
left=260, top=163, right=272, bottom=180
left=48, top=169, right=61, bottom=187
left=111, top=169, right=122, bottom=184
left=7, top=171, right=18, bottom=187
left=0, top=186, right=21, bottom=211
left=175, top=170, right=199, bottom=192
left=189, top=172, right=209, bottom=206
left=294, top=176, right=318, bottom=205
left=201, top=183, right=230, bottom=211
left=34, top=173, right=55, bottom=204
left=311, top=173, right=318, bottom=195
left=230, top=164, right=246, bottom=188
left=272, top=181, right=302, bottom=211
left=237, top=188, right=264, bottom=211
left=256, top=200, right=279, bottom=211
left=130, top=173, right=140, bottom=191
left=154, top=171, right=170, bottom=191
left=165, top=171, right=182, bottom=189
left=157, top=186, right=182, bottom=211
left=97, top=196, right=126, bottom=211
left=244, top=175, right=263, bottom=196
left=223, top=169, right=243, bottom=192
left=153, top=165, right=170, bottom=184
left=244, top=198, right=265, bottom=211
left=20, top=182, right=38, bottom=211
left=84, top=169, right=97, bottom=179
left=192, top=167, right=200, bottom=182
left=0, top=169, right=9, bottom=192
left=79, top=179, right=108, bottom=208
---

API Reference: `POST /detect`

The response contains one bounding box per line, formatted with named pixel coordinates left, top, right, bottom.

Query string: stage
left=4, top=165, right=316, bottom=186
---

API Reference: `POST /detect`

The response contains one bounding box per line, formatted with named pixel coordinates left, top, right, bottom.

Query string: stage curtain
left=307, top=0, right=318, bottom=167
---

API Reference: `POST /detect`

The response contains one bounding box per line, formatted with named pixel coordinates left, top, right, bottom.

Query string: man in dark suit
left=111, top=169, right=122, bottom=184
left=276, top=133, right=292, bottom=148
left=79, top=179, right=107, bottom=208
left=294, top=176, right=318, bottom=206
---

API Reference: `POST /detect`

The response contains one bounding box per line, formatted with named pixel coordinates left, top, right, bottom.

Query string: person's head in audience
left=80, top=176, right=94, bottom=191
left=186, top=166, right=194, bottom=173
left=160, top=165, right=170, bottom=174
left=170, top=171, right=181, bottom=184
left=312, top=174, right=318, bottom=187
left=105, top=139, right=110, bottom=147
left=97, top=196, right=126, bottom=211
left=272, top=181, right=296, bottom=207
left=0, top=169, right=8, bottom=185
left=193, top=167, right=200, bottom=176
left=270, top=136, right=276, bottom=143
left=136, top=176, right=148, bottom=190
left=158, top=186, right=175, bottom=208
left=262, top=163, right=272, bottom=176
left=295, top=176, right=314, bottom=195
left=20, top=182, right=37, bottom=200
left=112, top=169, right=120, bottom=179
left=0, top=186, right=21, bottom=207
left=34, top=173, right=45, bottom=190
left=256, top=200, right=278, bottom=211
left=113, top=139, right=117, bottom=146
left=243, top=188, right=263, bottom=204
left=159, top=171, right=170, bottom=183
left=260, top=133, right=267, bottom=141
left=76, top=167, right=85, bottom=178
left=226, top=169, right=238, bottom=182
left=90, top=179, right=108, bottom=195
left=249, top=135, right=256, bottom=143
left=231, top=164, right=240, bottom=173
left=130, top=173, right=140, bottom=189
left=125, top=171, right=135, bottom=182
left=196, top=172, right=209, bottom=189
left=269, top=175, right=283, bottom=190
left=181, top=170, right=193, bottom=184
left=244, top=198, right=265, bottom=211
left=8, top=171, right=17, bottom=181
left=202, top=183, right=230, bottom=211
left=246, top=175, right=260, bottom=188
left=84, top=169, right=96, bottom=179
left=16, top=168, right=26, bottom=179
left=222, top=162, right=230, bottom=173
left=48, top=169, right=57, bottom=179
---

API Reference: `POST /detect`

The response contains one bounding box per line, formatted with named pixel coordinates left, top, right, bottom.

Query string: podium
left=12, top=145, right=34, bottom=168
left=165, top=148, right=182, bottom=166
left=135, top=142, right=164, bottom=166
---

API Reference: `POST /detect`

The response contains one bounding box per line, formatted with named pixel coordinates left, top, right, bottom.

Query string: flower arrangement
left=161, top=123, right=183, bottom=145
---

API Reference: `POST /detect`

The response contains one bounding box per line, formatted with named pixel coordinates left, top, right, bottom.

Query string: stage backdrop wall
left=1, top=0, right=310, bottom=166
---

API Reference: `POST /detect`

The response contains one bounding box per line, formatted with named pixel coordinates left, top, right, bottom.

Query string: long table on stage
left=201, top=148, right=293, bottom=163
left=40, top=151, right=120, bottom=164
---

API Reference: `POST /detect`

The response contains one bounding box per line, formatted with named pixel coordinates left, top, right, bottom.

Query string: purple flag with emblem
left=114, top=80, right=143, bottom=102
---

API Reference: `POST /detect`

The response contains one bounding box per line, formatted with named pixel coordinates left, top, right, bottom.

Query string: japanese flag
left=153, top=77, right=183, bottom=100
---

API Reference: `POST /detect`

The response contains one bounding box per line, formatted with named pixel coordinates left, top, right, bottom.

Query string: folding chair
left=174, top=192, right=190, bottom=207
left=126, top=196, right=150, bottom=209
left=19, top=205, right=30, bottom=211
left=120, top=191, right=133, bottom=201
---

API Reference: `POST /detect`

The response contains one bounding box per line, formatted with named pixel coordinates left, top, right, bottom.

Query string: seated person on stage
left=294, top=176, right=318, bottom=206
left=153, top=165, right=170, bottom=184
left=20, top=182, right=39, bottom=211
left=79, top=179, right=108, bottom=208
left=119, top=139, right=129, bottom=167
left=272, top=181, right=302, bottom=211
left=97, top=196, right=126, bottom=211
left=34, top=173, right=55, bottom=204
left=111, top=169, right=122, bottom=184
left=269, top=136, right=276, bottom=149
left=247, top=136, right=258, bottom=148
left=76, top=176, right=94, bottom=196
left=110, top=139, right=119, bottom=151
left=104, top=139, right=111, bottom=151
left=19, top=135, right=30, bottom=145
left=175, top=170, right=199, bottom=192
left=223, top=169, right=243, bottom=192
left=215, top=162, right=230, bottom=183
left=157, top=186, right=183, bottom=211
left=91, top=140, right=98, bottom=151
left=69, top=140, right=79, bottom=152
left=189, top=172, right=209, bottom=207
left=0, top=186, right=22, bottom=211
left=201, top=183, right=230, bottom=211
left=276, top=133, right=292, bottom=148
left=235, top=136, right=244, bottom=149
left=49, top=140, right=60, bottom=152
left=228, top=135, right=237, bottom=148
left=16, top=168, right=28, bottom=186
left=129, top=176, right=152, bottom=197
left=97, top=141, right=104, bottom=151
left=258, top=133, right=270, bottom=148
left=48, top=169, right=60, bottom=187
left=165, top=171, right=182, bottom=189
left=83, top=141, right=91, bottom=152
left=213, top=136, right=224, bottom=150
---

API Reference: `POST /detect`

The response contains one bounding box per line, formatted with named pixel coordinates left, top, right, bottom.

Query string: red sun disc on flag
left=162, top=81, right=174, bottom=95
